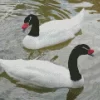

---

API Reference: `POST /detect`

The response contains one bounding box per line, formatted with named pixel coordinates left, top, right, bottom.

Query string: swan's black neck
left=28, top=17, right=39, bottom=37
left=68, top=49, right=82, bottom=81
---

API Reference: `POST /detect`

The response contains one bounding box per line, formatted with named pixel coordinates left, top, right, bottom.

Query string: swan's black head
left=73, top=44, right=94, bottom=56
left=22, top=14, right=39, bottom=32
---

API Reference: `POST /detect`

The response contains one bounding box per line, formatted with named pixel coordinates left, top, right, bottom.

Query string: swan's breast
left=22, top=35, right=40, bottom=49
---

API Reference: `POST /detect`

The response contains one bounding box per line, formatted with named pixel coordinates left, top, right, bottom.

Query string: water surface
left=0, top=0, right=100, bottom=100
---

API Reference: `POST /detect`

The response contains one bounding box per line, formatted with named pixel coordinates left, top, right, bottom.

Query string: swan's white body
left=23, top=9, right=84, bottom=49
left=0, top=59, right=84, bottom=88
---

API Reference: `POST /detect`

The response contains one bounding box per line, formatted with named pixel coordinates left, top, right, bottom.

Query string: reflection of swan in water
left=66, top=87, right=84, bottom=100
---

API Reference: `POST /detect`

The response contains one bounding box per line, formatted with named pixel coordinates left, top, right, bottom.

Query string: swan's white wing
left=40, top=8, right=84, bottom=36
left=0, top=59, right=71, bottom=88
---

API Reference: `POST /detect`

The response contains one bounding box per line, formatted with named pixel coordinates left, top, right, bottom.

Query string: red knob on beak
left=22, top=23, right=29, bottom=32
left=88, top=49, right=94, bottom=56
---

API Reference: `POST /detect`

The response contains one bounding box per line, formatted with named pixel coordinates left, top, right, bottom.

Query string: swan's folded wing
left=0, top=59, right=71, bottom=88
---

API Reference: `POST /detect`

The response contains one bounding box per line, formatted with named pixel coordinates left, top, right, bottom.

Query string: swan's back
left=38, top=9, right=85, bottom=48
left=40, top=8, right=84, bottom=35
left=0, top=59, right=72, bottom=88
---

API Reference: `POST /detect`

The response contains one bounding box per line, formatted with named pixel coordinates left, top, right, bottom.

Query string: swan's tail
left=71, top=8, right=85, bottom=24
left=0, top=59, right=4, bottom=74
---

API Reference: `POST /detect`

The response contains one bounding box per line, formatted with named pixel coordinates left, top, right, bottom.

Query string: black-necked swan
left=21, top=9, right=85, bottom=49
left=0, top=44, right=94, bottom=88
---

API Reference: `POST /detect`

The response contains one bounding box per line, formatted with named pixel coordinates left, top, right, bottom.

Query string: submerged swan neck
left=28, top=17, right=39, bottom=37
left=68, top=50, right=82, bottom=81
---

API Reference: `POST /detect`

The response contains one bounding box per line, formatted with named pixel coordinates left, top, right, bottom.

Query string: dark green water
left=0, top=0, right=100, bottom=100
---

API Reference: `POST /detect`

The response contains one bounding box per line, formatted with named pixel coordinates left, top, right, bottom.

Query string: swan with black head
left=0, top=44, right=94, bottom=88
left=21, top=9, right=85, bottom=49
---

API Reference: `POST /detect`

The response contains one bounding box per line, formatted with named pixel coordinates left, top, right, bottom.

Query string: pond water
left=0, top=0, right=100, bottom=100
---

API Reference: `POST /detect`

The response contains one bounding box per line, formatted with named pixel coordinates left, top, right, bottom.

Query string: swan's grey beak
left=22, top=29, right=26, bottom=32
left=90, top=54, right=94, bottom=57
